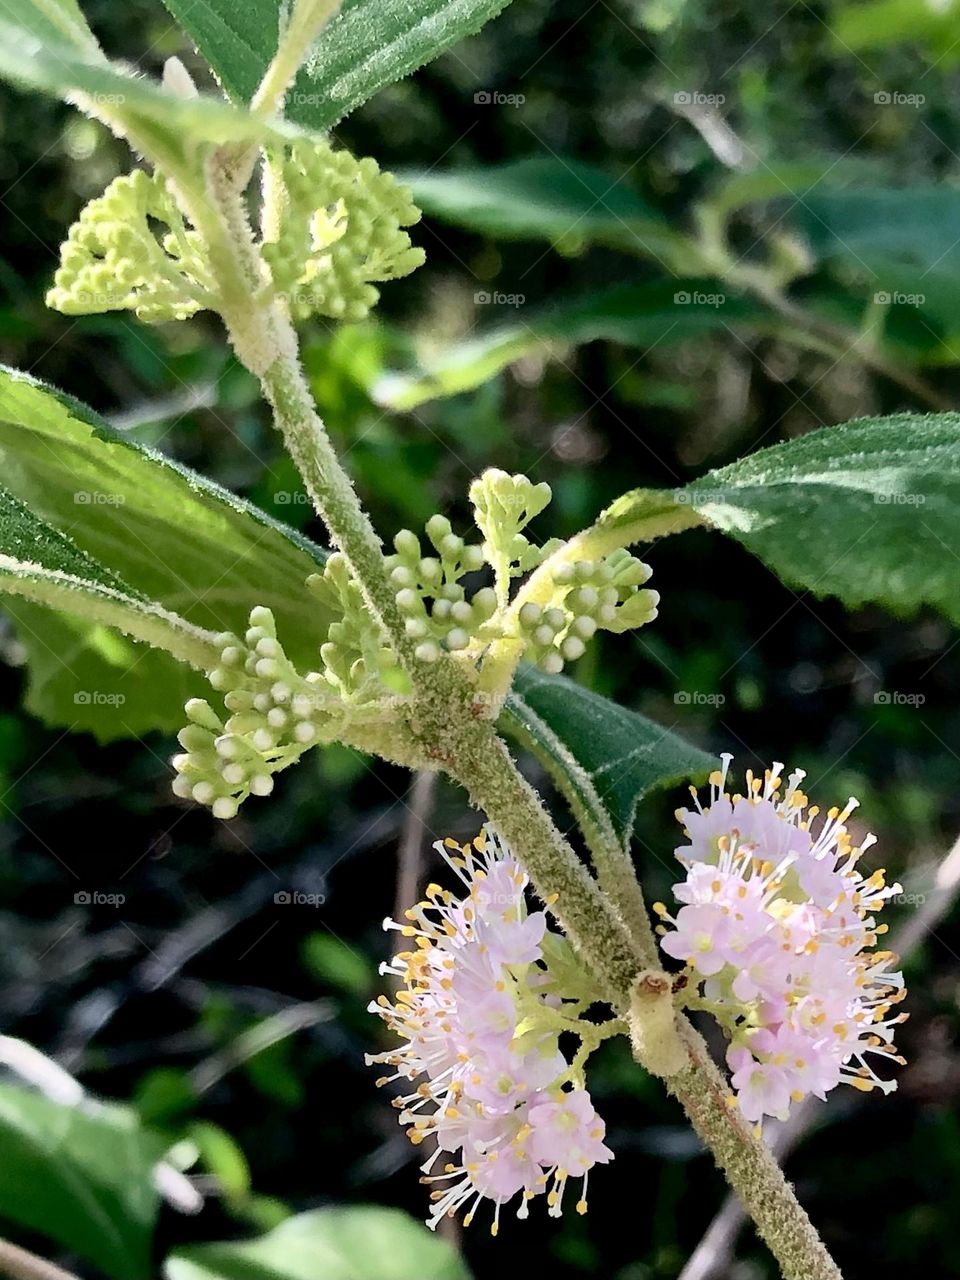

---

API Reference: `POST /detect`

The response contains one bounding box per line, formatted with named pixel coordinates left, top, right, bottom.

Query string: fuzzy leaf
left=158, top=0, right=515, bottom=130
left=0, top=368, right=332, bottom=739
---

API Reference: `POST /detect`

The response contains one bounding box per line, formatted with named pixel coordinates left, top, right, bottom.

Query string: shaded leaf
left=406, top=156, right=683, bottom=259
left=164, top=1206, right=471, bottom=1280
left=0, top=1083, right=162, bottom=1280
left=375, top=280, right=763, bottom=410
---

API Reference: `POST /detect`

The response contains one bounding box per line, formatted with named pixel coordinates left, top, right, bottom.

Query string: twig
left=0, top=1239, right=79, bottom=1280
left=394, top=771, right=439, bottom=918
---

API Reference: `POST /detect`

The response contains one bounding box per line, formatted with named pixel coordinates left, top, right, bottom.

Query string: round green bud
left=540, top=651, right=564, bottom=675
left=519, top=602, right=542, bottom=630
left=415, top=640, right=442, bottom=663
left=394, top=529, right=420, bottom=558
left=446, top=627, right=470, bottom=651
left=561, top=635, right=586, bottom=661
left=543, top=607, right=566, bottom=631
left=426, top=514, right=452, bottom=543
left=471, top=587, right=498, bottom=619
left=213, top=796, right=239, bottom=821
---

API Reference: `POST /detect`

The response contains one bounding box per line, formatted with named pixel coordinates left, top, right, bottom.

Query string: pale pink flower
left=367, top=828, right=613, bottom=1233
left=657, top=755, right=907, bottom=1123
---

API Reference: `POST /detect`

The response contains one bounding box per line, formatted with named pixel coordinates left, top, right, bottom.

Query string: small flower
left=367, top=828, right=613, bottom=1234
left=656, top=755, right=907, bottom=1123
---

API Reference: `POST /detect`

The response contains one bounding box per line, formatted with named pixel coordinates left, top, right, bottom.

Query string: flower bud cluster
left=46, top=169, right=215, bottom=323
left=262, top=138, right=425, bottom=322
left=171, top=606, right=337, bottom=817
left=306, top=552, right=400, bottom=698
left=386, top=517, right=497, bottom=664
left=518, top=548, right=658, bottom=674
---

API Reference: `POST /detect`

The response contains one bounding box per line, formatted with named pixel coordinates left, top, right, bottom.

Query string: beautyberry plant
left=0, top=2, right=956, bottom=1279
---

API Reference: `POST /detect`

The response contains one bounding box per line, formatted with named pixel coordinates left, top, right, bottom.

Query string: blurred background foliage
left=1, top=0, right=960, bottom=1275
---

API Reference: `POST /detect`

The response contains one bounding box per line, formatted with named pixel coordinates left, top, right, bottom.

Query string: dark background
left=1, top=0, right=959, bottom=1275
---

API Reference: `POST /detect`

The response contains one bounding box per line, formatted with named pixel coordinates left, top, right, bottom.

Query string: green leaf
left=158, top=0, right=515, bottom=130
left=3, top=0, right=99, bottom=50
left=0, top=367, right=331, bottom=739
left=405, top=157, right=683, bottom=259
left=0, top=1083, right=162, bottom=1280
left=795, top=188, right=960, bottom=333
left=601, top=415, right=960, bottom=626
left=4, top=602, right=207, bottom=740
left=0, top=481, right=217, bottom=665
left=0, top=17, right=299, bottom=162
left=164, top=1206, right=471, bottom=1280
left=684, top=412, right=960, bottom=624
left=501, top=664, right=715, bottom=848
left=375, top=280, right=763, bottom=410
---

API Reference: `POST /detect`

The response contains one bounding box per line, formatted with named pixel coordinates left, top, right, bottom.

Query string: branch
left=0, top=1240, right=79, bottom=1280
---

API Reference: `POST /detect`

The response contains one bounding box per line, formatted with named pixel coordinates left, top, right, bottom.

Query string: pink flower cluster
left=367, top=830, right=612, bottom=1234
left=656, top=755, right=907, bottom=1123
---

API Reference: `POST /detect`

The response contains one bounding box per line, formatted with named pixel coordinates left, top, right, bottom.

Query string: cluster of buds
left=388, top=471, right=659, bottom=675
left=656, top=756, right=907, bottom=1123
left=368, top=829, right=614, bottom=1233
left=517, top=549, right=658, bottom=674
left=173, top=472, right=660, bottom=816
left=46, top=169, right=216, bottom=323
left=172, top=606, right=338, bottom=817
left=387, top=517, right=497, bottom=664
left=262, top=137, right=425, bottom=322
left=306, top=553, right=402, bottom=699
